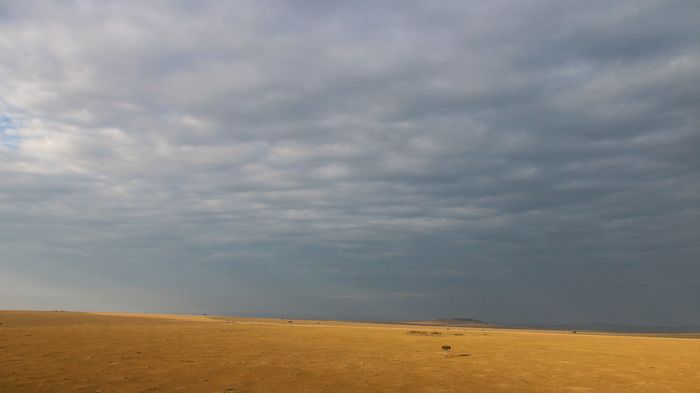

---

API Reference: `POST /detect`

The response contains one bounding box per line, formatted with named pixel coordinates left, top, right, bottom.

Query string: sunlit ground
left=1, top=311, right=698, bottom=393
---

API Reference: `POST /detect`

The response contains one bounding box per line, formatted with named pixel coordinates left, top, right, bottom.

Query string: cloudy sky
left=1, top=1, right=699, bottom=325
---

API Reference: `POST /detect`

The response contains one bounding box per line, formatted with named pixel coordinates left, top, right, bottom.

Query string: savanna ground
left=0, top=311, right=698, bottom=393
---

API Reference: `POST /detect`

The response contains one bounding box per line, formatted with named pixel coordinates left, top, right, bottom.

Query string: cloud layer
left=1, top=0, right=699, bottom=324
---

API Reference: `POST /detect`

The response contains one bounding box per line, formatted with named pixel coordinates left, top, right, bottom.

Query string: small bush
left=407, top=330, right=443, bottom=336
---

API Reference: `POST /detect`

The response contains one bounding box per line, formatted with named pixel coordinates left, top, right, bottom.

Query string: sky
left=1, top=1, right=699, bottom=326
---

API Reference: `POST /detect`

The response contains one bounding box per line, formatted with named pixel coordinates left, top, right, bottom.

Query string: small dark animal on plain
left=441, top=345, right=452, bottom=357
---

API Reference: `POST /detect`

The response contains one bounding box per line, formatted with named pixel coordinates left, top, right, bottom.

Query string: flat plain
left=1, top=310, right=698, bottom=393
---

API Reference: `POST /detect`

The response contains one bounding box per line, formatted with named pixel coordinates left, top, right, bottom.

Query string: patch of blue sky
left=0, top=115, right=21, bottom=150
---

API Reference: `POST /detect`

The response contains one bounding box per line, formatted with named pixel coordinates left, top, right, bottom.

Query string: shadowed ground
left=1, top=311, right=698, bottom=392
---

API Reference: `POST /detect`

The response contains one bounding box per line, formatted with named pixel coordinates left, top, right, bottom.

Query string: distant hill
left=516, top=323, right=700, bottom=333
left=403, top=318, right=493, bottom=327
left=399, top=319, right=700, bottom=333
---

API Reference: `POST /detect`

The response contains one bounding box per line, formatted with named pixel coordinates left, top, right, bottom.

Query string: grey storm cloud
left=1, top=0, right=699, bottom=325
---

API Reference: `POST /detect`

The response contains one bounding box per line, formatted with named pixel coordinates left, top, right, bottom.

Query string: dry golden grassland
left=1, top=310, right=698, bottom=392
